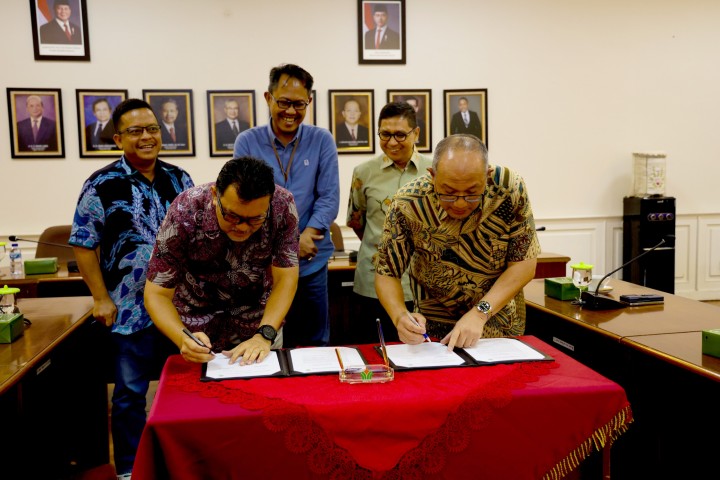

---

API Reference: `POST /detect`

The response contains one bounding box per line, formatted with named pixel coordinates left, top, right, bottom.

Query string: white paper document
left=463, top=338, right=546, bottom=363
left=385, top=342, right=467, bottom=368
left=290, top=346, right=365, bottom=373
left=205, top=351, right=283, bottom=379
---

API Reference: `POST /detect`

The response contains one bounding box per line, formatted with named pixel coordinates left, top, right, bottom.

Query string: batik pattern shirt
left=146, top=183, right=299, bottom=350
left=375, top=165, right=540, bottom=339
left=69, top=156, right=194, bottom=335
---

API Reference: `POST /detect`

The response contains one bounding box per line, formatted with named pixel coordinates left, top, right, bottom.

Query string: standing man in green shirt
left=346, top=102, right=432, bottom=342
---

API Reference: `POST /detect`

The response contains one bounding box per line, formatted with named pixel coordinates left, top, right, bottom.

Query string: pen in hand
left=406, top=312, right=431, bottom=342
left=182, top=328, right=214, bottom=355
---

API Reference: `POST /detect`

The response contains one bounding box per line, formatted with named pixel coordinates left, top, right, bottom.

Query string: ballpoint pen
left=406, top=312, right=431, bottom=342
left=376, top=318, right=389, bottom=367
left=182, top=328, right=214, bottom=355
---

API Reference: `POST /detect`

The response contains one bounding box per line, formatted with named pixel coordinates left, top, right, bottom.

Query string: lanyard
left=270, top=135, right=300, bottom=184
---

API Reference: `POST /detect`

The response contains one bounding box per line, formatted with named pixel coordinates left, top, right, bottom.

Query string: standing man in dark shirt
left=69, top=98, right=194, bottom=479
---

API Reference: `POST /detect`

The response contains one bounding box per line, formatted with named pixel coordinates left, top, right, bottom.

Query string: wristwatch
left=255, top=325, right=277, bottom=342
left=475, top=300, right=492, bottom=320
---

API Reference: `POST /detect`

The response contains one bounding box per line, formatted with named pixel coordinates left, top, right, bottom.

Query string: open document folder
left=201, top=346, right=367, bottom=381
left=379, top=338, right=552, bottom=371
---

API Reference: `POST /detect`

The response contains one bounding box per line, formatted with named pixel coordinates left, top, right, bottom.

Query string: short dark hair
left=92, top=98, right=111, bottom=111
left=216, top=157, right=276, bottom=201
left=373, top=4, right=388, bottom=13
left=112, top=98, right=154, bottom=131
left=268, top=64, right=314, bottom=96
left=378, top=102, right=417, bottom=129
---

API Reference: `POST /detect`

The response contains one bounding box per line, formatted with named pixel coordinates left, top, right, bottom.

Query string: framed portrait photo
left=358, top=0, right=406, bottom=65
left=329, top=90, right=375, bottom=154
left=444, top=89, right=488, bottom=147
left=143, top=89, right=195, bottom=157
left=76, top=89, right=127, bottom=158
left=387, top=89, right=432, bottom=153
left=208, top=90, right=256, bottom=157
left=29, top=0, right=90, bottom=61
left=7, top=88, right=64, bottom=159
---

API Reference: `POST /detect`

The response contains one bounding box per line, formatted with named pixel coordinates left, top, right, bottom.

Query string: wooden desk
left=134, top=336, right=631, bottom=480
left=0, top=296, right=109, bottom=477
left=0, top=263, right=89, bottom=298
left=523, top=279, right=720, bottom=479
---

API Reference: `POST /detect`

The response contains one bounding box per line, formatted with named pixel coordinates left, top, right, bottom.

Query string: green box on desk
left=24, top=257, right=58, bottom=275
left=544, top=277, right=581, bottom=301
left=702, top=329, right=720, bottom=358
left=0, top=313, right=24, bottom=343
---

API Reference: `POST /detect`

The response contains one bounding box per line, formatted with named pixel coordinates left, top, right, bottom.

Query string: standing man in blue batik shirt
left=69, top=98, right=194, bottom=480
left=234, top=63, right=340, bottom=347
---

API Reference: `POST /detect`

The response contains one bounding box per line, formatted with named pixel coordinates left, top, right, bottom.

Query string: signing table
left=134, top=336, right=631, bottom=480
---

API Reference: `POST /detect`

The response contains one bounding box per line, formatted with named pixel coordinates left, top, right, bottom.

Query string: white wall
left=2, top=0, right=719, bottom=239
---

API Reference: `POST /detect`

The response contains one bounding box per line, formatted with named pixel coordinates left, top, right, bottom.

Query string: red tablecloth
left=134, top=336, right=631, bottom=479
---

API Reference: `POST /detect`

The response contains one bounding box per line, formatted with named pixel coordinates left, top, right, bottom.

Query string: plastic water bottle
left=9, top=243, right=23, bottom=277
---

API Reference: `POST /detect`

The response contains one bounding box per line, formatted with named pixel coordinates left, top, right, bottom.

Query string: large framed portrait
left=358, top=0, right=406, bottom=65
left=329, top=90, right=375, bottom=154
left=207, top=90, right=256, bottom=157
left=387, top=89, right=432, bottom=153
left=302, top=90, right=317, bottom=125
left=76, top=89, right=127, bottom=158
left=444, top=89, right=488, bottom=147
left=143, top=89, right=195, bottom=157
left=7, top=88, right=64, bottom=159
left=29, top=0, right=90, bottom=61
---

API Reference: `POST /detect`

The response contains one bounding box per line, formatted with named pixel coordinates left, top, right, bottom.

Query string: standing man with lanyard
left=234, top=63, right=339, bottom=347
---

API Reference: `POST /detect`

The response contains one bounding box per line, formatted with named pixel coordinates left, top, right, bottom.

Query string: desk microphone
left=580, top=234, right=675, bottom=310
left=536, top=226, right=546, bottom=231
left=8, top=235, right=79, bottom=272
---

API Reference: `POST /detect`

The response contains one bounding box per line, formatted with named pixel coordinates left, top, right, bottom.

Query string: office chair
left=36, top=225, right=75, bottom=263
left=330, top=222, right=345, bottom=251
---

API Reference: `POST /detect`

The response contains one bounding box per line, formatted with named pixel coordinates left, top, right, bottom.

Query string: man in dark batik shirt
left=145, top=156, right=299, bottom=366
left=69, top=98, right=194, bottom=479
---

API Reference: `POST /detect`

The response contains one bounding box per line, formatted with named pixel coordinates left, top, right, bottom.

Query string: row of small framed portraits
left=5, top=87, right=488, bottom=159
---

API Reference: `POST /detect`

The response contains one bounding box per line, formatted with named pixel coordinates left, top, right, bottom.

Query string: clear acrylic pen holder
left=339, top=364, right=394, bottom=384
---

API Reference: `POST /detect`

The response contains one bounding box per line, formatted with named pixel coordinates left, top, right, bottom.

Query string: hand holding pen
left=182, top=327, right=215, bottom=360
left=406, top=312, right=431, bottom=343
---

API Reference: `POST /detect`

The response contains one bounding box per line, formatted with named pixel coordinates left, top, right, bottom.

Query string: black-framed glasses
left=217, top=195, right=267, bottom=226
left=117, top=124, right=161, bottom=137
left=436, top=193, right=483, bottom=204
left=270, top=94, right=309, bottom=111
left=378, top=129, right=415, bottom=142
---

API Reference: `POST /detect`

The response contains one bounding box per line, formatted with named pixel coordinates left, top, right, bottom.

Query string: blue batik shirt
left=69, top=156, right=194, bottom=335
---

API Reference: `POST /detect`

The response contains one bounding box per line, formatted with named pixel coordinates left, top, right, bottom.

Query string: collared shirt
left=146, top=183, right=299, bottom=350
left=347, top=150, right=432, bottom=299
left=233, top=121, right=340, bottom=277
left=375, top=165, right=541, bottom=338
left=69, top=156, right=194, bottom=335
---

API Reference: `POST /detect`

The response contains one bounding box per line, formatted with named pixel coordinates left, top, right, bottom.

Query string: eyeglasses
left=217, top=195, right=267, bottom=226
left=378, top=129, right=415, bottom=142
left=117, top=124, right=162, bottom=137
left=270, top=94, right=309, bottom=111
left=436, top=193, right=483, bottom=204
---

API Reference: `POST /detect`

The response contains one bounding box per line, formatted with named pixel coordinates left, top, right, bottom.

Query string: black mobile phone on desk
left=619, top=294, right=664, bottom=306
